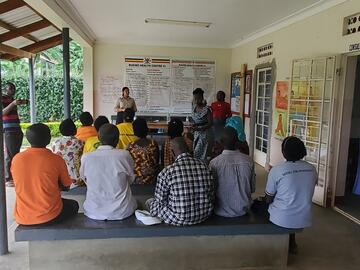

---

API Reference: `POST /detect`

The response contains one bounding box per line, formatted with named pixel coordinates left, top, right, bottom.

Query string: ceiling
left=69, top=0, right=332, bottom=48
left=0, top=0, right=62, bottom=60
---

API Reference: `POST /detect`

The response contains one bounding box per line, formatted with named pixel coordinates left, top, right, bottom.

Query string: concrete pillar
left=82, top=46, right=94, bottom=115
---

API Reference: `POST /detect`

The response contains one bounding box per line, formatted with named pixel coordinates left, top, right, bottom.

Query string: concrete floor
left=0, top=165, right=359, bottom=270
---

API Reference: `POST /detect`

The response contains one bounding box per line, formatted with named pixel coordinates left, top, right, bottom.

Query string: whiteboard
left=124, top=56, right=216, bottom=114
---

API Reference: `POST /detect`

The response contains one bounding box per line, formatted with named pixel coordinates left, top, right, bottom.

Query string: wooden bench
left=15, top=185, right=300, bottom=270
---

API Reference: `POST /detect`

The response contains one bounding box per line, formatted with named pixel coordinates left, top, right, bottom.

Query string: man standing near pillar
left=2, top=82, right=27, bottom=187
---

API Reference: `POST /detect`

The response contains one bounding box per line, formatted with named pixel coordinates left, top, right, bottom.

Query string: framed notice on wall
left=244, top=70, right=253, bottom=118
left=230, top=72, right=241, bottom=114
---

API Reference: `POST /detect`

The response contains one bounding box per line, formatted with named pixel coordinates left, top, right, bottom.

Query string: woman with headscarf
left=212, top=116, right=249, bottom=158
left=191, top=88, right=213, bottom=163
left=225, top=116, right=249, bottom=155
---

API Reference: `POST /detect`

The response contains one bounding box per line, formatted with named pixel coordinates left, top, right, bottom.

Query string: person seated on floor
left=83, top=116, right=121, bottom=153
left=76, top=111, right=97, bottom=142
left=209, top=127, right=255, bottom=217
left=149, top=137, right=214, bottom=226
left=11, top=123, right=79, bottom=225
left=127, top=118, right=159, bottom=184
left=80, top=123, right=137, bottom=220
left=163, top=118, right=193, bottom=168
left=116, top=108, right=137, bottom=149
left=52, top=118, right=84, bottom=188
left=265, top=136, right=317, bottom=254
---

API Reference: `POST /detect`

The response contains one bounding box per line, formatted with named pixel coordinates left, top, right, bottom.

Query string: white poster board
left=125, top=57, right=171, bottom=113
left=99, top=75, right=123, bottom=104
left=124, top=57, right=216, bottom=114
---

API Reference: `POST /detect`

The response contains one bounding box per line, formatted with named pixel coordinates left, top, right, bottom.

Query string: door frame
left=330, top=52, right=360, bottom=224
left=330, top=52, right=360, bottom=217
left=250, top=60, right=277, bottom=167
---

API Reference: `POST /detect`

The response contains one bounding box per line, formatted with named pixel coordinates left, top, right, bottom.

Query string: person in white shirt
left=80, top=123, right=137, bottom=220
left=209, top=127, right=255, bottom=217
left=265, top=136, right=317, bottom=254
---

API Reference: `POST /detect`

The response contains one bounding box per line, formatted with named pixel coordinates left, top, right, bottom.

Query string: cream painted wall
left=93, top=43, right=231, bottom=117
left=231, top=0, right=360, bottom=168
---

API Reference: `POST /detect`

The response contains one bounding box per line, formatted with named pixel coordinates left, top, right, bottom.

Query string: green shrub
left=1, top=76, right=83, bottom=123
left=20, top=121, right=81, bottom=137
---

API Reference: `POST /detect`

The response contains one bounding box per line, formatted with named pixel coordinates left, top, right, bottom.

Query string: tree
left=0, top=41, right=83, bottom=78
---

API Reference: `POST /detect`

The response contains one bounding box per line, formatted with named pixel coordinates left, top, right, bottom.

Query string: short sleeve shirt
left=209, top=150, right=255, bottom=217
left=11, top=148, right=72, bottom=225
left=265, top=160, right=317, bottom=229
left=115, top=97, right=137, bottom=112
left=51, top=136, right=84, bottom=181
left=80, top=146, right=137, bottom=220
left=76, top=126, right=97, bottom=142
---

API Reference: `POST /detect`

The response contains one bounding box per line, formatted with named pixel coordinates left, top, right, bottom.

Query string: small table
left=147, top=121, right=192, bottom=131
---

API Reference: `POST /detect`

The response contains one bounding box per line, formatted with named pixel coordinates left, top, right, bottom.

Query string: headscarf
left=225, top=116, right=246, bottom=142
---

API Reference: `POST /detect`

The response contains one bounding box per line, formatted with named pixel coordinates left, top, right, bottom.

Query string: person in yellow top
left=116, top=108, right=137, bottom=149
left=76, top=112, right=97, bottom=142
left=83, top=116, right=122, bottom=153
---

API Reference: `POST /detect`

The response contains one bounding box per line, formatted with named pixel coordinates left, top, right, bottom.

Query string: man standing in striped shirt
left=2, top=82, right=28, bottom=187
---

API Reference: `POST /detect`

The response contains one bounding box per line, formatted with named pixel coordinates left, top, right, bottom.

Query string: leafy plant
left=1, top=76, right=84, bottom=123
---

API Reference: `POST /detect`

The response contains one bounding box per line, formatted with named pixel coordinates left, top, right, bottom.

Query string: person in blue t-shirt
left=265, top=136, right=317, bottom=254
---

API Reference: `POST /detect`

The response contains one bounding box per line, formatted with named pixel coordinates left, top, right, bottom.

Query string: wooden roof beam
left=0, top=0, right=25, bottom=15
left=0, top=20, right=51, bottom=42
left=0, top=19, right=39, bottom=42
left=21, top=34, right=62, bottom=54
left=2, top=34, right=63, bottom=61
left=0, top=43, right=33, bottom=59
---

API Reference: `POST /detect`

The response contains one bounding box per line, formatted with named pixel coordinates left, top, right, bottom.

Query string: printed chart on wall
left=99, top=75, right=123, bottom=104
left=125, top=57, right=171, bottom=112
left=274, top=81, right=289, bottom=139
left=172, top=60, right=216, bottom=113
left=124, top=57, right=216, bottom=114
left=230, top=72, right=241, bottom=114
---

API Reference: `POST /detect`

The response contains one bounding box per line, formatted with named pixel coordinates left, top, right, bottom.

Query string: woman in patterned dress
left=51, top=118, right=84, bottom=188
left=191, top=88, right=213, bottom=163
left=127, top=118, right=159, bottom=184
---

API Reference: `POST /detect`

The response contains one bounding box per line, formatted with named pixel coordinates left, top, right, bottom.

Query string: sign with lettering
left=349, top=43, right=360, bottom=52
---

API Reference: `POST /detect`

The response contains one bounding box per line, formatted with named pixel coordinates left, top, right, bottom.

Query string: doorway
left=253, top=67, right=272, bottom=167
left=333, top=54, right=360, bottom=223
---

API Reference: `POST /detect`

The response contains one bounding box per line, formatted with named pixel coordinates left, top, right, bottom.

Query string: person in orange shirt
left=76, top=111, right=97, bottom=142
left=11, top=123, right=79, bottom=225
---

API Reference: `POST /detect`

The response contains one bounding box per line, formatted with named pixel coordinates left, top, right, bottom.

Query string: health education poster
left=230, top=72, right=241, bottom=114
left=274, top=81, right=289, bottom=139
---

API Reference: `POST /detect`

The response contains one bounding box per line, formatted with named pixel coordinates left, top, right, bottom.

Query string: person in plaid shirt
left=149, top=137, right=215, bottom=226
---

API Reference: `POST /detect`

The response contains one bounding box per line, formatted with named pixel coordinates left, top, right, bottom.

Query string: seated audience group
left=11, top=106, right=316, bottom=253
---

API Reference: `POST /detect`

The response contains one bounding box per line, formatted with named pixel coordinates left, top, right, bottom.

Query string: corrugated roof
left=0, top=6, right=42, bottom=28
left=31, top=26, right=60, bottom=40
left=3, top=36, right=33, bottom=48
left=0, top=26, right=8, bottom=35
left=0, top=0, right=63, bottom=60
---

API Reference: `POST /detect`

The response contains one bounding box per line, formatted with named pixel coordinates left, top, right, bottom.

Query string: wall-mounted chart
left=124, top=57, right=216, bottom=114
